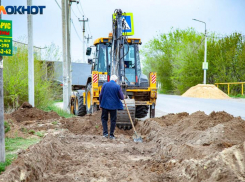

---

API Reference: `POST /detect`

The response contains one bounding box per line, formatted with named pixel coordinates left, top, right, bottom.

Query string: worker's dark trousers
left=101, top=108, right=117, bottom=137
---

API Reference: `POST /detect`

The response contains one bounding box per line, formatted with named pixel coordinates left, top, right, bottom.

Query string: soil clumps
left=4, top=102, right=61, bottom=138
left=11, top=102, right=60, bottom=122
left=182, top=84, right=230, bottom=99
left=61, top=110, right=134, bottom=137
left=1, top=107, right=245, bottom=181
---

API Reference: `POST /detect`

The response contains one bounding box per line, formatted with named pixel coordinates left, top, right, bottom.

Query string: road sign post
left=0, top=19, right=12, bottom=162
left=113, top=13, right=134, bottom=36
left=0, top=20, right=13, bottom=56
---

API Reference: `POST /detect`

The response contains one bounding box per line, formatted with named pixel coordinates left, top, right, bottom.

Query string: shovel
left=123, top=99, right=143, bottom=143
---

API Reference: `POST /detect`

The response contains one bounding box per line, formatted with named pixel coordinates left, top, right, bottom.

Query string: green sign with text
left=0, top=20, right=12, bottom=56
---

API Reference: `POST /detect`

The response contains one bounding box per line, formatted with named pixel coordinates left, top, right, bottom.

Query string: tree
left=142, top=29, right=245, bottom=95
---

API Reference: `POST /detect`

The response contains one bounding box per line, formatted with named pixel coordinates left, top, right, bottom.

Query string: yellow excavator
left=70, top=9, right=157, bottom=129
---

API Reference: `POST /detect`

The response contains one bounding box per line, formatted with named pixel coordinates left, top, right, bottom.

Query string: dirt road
left=1, top=104, right=245, bottom=181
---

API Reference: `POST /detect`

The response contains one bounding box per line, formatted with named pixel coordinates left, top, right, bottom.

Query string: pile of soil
left=182, top=84, right=230, bottom=99
left=4, top=102, right=61, bottom=138
left=1, top=109, right=245, bottom=181
left=61, top=110, right=134, bottom=137
left=11, top=102, right=60, bottom=122
left=0, top=132, right=161, bottom=181
left=139, top=111, right=245, bottom=181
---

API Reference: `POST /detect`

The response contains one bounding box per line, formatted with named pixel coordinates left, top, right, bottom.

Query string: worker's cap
left=110, top=75, right=118, bottom=81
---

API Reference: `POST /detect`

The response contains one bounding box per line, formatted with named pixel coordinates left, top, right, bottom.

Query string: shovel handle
left=123, top=99, right=137, bottom=133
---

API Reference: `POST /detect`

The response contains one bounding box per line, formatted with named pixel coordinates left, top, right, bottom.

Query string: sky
left=2, top=0, right=245, bottom=62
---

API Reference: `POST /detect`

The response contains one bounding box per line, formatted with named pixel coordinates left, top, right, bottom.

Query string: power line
left=54, top=0, right=61, bottom=10
left=76, top=3, right=83, bottom=16
left=54, top=0, right=83, bottom=43
left=79, top=2, right=85, bottom=15
left=87, top=22, right=92, bottom=35
left=78, top=2, right=92, bottom=35
left=71, top=19, right=83, bottom=42
left=13, top=40, right=47, bottom=49
left=71, top=6, right=78, bottom=18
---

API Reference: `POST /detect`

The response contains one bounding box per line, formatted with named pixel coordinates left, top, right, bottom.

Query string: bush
left=3, top=42, right=60, bottom=110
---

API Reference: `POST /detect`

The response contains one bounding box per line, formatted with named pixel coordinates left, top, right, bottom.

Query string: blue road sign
left=113, top=13, right=134, bottom=36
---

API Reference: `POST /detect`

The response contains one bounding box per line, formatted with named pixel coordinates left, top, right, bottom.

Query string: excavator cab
left=92, top=37, right=143, bottom=87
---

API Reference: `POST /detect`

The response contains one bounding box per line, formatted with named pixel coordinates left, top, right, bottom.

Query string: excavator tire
left=117, top=99, right=135, bottom=130
left=86, top=83, right=92, bottom=114
left=74, top=92, right=86, bottom=116
left=135, top=105, right=149, bottom=118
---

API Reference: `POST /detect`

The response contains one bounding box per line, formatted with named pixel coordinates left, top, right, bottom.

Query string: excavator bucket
left=117, top=99, right=136, bottom=129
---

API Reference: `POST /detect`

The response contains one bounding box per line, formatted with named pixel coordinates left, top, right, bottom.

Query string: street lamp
left=192, top=19, right=207, bottom=84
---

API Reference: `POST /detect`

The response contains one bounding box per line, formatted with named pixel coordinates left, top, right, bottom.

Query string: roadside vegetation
left=3, top=42, right=61, bottom=111
left=1, top=42, right=61, bottom=173
left=142, top=28, right=245, bottom=95
left=0, top=137, right=40, bottom=173
left=43, top=102, right=74, bottom=118
left=230, top=94, right=245, bottom=99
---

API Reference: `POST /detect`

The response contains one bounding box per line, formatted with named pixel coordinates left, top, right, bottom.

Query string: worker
left=99, top=75, right=124, bottom=139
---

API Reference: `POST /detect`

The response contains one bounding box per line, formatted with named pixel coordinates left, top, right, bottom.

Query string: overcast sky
left=2, top=0, right=245, bottom=61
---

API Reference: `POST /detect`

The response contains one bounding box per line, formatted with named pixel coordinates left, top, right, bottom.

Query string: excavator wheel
left=74, top=92, right=86, bottom=116
left=117, top=99, right=135, bottom=130
left=135, top=105, right=149, bottom=118
left=86, top=83, right=92, bottom=114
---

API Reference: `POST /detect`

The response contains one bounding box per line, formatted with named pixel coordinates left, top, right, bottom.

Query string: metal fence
left=215, top=82, right=245, bottom=95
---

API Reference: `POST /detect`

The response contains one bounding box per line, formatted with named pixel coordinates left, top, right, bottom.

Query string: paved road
left=155, top=94, right=245, bottom=119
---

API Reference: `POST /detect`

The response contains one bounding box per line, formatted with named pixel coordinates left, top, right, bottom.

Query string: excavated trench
left=1, top=104, right=245, bottom=181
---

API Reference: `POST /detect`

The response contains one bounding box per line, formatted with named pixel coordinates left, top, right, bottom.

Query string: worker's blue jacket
left=99, top=80, right=124, bottom=110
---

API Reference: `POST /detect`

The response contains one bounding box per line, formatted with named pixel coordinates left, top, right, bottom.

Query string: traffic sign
left=202, top=62, right=208, bottom=70
left=0, top=20, right=12, bottom=56
left=113, top=13, right=134, bottom=36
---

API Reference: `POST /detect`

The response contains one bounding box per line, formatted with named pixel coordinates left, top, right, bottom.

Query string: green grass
left=0, top=154, right=17, bottom=172
left=44, top=103, right=74, bottom=118
left=5, top=137, right=40, bottom=152
left=0, top=137, right=40, bottom=172
left=35, top=131, right=44, bottom=137
left=28, top=130, right=35, bottom=134
left=52, top=121, right=58, bottom=125
left=4, top=121, right=10, bottom=133
left=229, top=94, right=245, bottom=98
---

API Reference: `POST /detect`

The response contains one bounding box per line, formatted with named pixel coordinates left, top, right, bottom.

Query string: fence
left=215, top=82, right=245, bottom=95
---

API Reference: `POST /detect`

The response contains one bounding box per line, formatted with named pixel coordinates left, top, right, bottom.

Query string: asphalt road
left=155, top=94, right=245, bottom=119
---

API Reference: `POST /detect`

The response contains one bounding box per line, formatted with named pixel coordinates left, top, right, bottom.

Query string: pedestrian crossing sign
left=113, top=12, right=134, bottom=36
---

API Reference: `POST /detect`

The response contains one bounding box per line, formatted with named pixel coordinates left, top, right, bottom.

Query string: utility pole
left=67, top=1, right=72, bottom=112
left=0, top=0, right=5, bottom=163
left=85, top=34, right=92, bottom=60
left=62, top=0, right=68, bottom=112
left=79, top=16, right=88, bottom=63
left=204, top=27, right=207, bottom=84
left=28, top=0, right=34, bottom=106
left=85, top=34, right=92, bottom=47
left=63, top=0, right=78, bottom=112
left=192, top=19, right=208, bottom=84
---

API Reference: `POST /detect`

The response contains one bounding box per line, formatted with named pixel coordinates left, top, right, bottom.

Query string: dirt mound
left=61, top=110, right=135, bottom=137
left=4, top=113, right=30, bottom=138
left=182, top=84, right=230, bottom=99
left=1, top=109, right=245, bottom=181
left=138, top=111, right=245, bottom=181
left=4, top=102, right=61, bottom=138
left=11, top=102, right=60, bottom=122
left=0, top=132, right=161, bottom=182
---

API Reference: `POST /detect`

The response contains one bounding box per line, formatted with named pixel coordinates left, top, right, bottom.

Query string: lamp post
left=193, top=19, right=207, bottom=84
